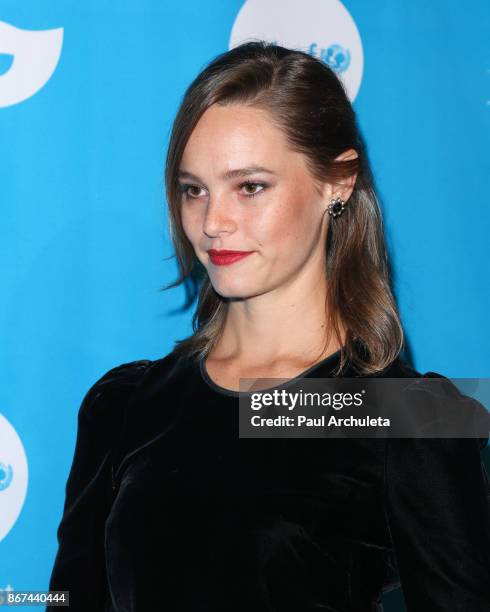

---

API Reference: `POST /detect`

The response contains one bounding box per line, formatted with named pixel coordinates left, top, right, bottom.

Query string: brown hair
left=162, top=40, right=404, bottom=376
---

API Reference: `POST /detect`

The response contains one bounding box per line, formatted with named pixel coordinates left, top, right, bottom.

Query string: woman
left=47, top=41, right=490, bottom=611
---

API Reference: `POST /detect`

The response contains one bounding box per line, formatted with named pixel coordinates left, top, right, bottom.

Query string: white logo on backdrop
left=229, top=0, right=363, bottom=102
left=0, top=20, right=63, bottom=108
left=0, top=414, right=28, bottom=542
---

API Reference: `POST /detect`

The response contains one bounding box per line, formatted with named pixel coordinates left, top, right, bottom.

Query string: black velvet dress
left=46, top=348, right=490, bottom=611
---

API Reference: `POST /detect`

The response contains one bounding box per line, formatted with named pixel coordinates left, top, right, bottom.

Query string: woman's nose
left=203, top=195, right=236, bottom=238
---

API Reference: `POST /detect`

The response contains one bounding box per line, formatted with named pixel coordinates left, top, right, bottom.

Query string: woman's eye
left=181, top=184, right=205, bottom=199
left=240, top=182, right=266, bottom=198
left=179, top=182, right=266, bottom=200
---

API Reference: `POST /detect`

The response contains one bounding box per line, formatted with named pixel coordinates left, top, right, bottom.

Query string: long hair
left=162, top=40, right=404, bottom=376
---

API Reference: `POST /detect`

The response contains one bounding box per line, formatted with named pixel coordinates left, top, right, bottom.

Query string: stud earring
left=327, top=196, right=347, bottom=218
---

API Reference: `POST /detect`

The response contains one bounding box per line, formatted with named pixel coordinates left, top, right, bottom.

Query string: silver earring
left=327, top=196, right=347, bottom=218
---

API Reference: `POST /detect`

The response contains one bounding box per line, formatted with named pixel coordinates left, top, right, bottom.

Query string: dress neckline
left=198, top=347, right=343, bottom=398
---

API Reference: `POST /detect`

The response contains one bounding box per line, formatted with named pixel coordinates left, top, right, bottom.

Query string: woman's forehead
left=181, top=106, right=307, bottom=177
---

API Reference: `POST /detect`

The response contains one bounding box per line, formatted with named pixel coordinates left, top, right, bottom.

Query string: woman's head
left=164, top=41, right=404, bottom=375
left=178, top=102, right=357, bottom=300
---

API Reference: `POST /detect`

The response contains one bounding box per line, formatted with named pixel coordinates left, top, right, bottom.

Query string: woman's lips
left=207, top=250, right=255, bottom=266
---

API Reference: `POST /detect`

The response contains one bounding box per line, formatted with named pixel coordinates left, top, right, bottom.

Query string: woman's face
left=178, top=103, right=340, bottom=299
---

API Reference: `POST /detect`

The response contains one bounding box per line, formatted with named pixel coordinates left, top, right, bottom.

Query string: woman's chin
left=210, top=279, right=261, bottom=300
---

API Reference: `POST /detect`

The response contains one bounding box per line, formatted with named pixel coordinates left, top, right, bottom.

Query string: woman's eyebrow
left=177, top=165, right=276, bottom=182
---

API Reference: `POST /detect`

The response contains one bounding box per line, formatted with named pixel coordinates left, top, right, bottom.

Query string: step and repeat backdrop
left=1, top=1, right=489, bottom=610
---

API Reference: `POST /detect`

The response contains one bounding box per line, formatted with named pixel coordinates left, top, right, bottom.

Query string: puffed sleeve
left=383, top=375, right=490, bottom=611
left=46, top=360, right=152, bottom=612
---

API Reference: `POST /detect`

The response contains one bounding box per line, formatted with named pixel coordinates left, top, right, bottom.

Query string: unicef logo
left=0, top=414, right=28, bottom=542
left=230, top=0, right=363, bottom=101
left=0, top=462, right=13, bottom=491
left=309, top=43, right=351, bottom=73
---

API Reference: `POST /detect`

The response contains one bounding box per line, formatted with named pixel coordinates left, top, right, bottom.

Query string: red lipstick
left=207, top=249, right=254, bottom=266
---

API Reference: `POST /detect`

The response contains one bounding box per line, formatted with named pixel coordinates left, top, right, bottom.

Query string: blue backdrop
left=0, top=1, right=488, bottom=610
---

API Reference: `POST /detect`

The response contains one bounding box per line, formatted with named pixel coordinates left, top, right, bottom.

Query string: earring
left=327, top=196, right=347, bottom=218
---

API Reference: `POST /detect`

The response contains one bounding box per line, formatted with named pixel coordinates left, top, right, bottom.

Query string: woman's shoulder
left=80, top=358, right=153, bottom=410
left=84, top=350, right=187, bottom=398
left=77, top=352, right=185, bottom=421
left=375, top=354, right=473, bottom=384
left=92, top=357, right=154, bottom=387
left=73, top=352, right=191, bottom=457
left=376, top=355, right=489, bottom=450
left=375, top=354, right=432, bottom=378
left=81, top=349, right=196, bottom=421
left=73, top=359, right=153, bottom=442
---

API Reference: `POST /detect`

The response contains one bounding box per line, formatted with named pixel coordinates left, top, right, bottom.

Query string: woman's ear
left=332, top=148, right=359, bottom=202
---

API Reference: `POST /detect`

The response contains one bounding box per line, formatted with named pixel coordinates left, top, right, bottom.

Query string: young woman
left=47, top=41, right=490, bottom=611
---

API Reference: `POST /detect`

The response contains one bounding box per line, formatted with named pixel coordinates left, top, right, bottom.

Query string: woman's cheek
left=181, top=208, right=201, bottom=245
